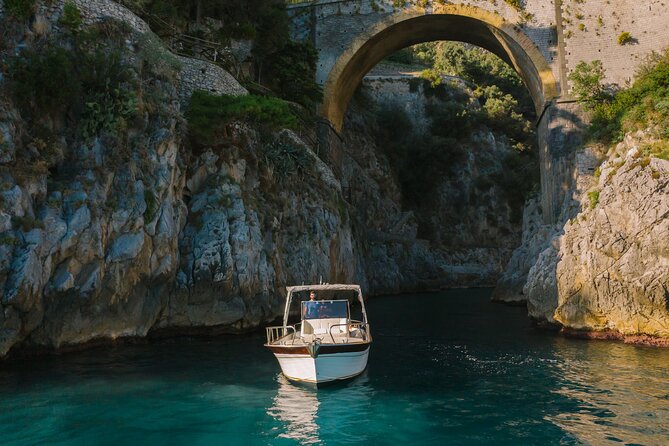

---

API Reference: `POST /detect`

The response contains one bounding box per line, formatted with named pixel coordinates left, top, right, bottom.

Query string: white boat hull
left=273, top=347, right=370, bottom=384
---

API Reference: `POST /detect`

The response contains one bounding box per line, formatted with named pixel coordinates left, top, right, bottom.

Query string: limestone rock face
left=0, top=119, right=186, bottom=353
left=505, top=131, right=669, bottom=339
left=525, top=238, right=560, bottom=324
left=553, top=148, right=669, bottom=337
left=492, top=197, right=555, bottom=303
left=162, top=125, right=357, bottom=331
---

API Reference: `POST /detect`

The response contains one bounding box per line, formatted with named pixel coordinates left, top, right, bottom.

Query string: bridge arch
left=321, top=4, right=559, bottom=132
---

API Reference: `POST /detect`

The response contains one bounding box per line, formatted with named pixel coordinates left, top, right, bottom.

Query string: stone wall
left=70, top=0, right=151, bottom=34
left=560, top=0, right=669, bottom=93
left=177, top=56, right=248, bottom=105
left=0, top=0, right=150, bottom=33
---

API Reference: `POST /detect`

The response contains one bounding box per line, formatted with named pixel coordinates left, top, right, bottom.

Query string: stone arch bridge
left=287, top=0, right=669, bottom=222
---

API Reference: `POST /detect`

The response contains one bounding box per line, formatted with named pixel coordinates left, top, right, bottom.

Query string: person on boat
left=303, top=291, right=318, bottom=319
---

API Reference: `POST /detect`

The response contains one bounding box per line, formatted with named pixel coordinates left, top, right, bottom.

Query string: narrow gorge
left=1, top=0, right=669, bottom=360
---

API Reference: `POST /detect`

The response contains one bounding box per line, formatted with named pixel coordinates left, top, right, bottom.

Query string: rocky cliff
left=0, top=95, right=357, bottom=356
left=0, top=2, right=355, bottom=356
left=497, top=130, right=669, bottom=343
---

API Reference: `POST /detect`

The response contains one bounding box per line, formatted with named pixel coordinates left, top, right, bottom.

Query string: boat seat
left=301, top=318, right=347, bottom=337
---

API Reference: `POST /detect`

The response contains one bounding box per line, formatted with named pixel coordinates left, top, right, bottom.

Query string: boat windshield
left=301, top=300, right=348, bottom=320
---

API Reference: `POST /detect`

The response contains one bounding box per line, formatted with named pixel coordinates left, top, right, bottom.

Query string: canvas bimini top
left=282, top=284, right=368, bottom=327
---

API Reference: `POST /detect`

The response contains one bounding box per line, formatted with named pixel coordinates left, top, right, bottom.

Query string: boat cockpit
left=299, top=299, right=367, bottom=343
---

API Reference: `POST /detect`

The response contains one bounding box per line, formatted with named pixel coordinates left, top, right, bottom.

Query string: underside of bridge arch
left=321, top=6, right=559, bottom=132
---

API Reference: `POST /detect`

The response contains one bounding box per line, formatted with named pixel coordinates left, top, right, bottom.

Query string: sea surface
left=1, top=289, right=668, bottom=445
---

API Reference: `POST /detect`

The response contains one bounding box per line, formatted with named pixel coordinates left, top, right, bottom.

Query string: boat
left=265, top=284, right=372, bottom=385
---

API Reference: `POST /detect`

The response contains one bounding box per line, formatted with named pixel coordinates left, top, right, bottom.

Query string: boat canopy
left=283, top=284, right=367, bottom=327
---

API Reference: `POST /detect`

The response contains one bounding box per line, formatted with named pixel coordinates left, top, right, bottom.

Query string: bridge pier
left=537, top=100, right=587, bottom=223
left=316, top=119, right=344, bottom=177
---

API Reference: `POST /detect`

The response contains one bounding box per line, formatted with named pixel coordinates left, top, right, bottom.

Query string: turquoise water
left=1, top=289, right=669, bottom=445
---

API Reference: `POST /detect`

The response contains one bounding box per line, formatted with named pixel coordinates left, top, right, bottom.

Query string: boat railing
left=328, top=320, right=371, bottom=343
left=266, top=325, right=297, bottom=345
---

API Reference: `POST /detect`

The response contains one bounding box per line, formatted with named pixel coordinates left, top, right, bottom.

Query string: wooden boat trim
left=266, top=343, right=370, bottom=355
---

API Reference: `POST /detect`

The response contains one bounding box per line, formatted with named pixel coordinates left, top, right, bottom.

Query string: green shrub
left=588, top=49, right=669, bottom=142
left=427, top=42, right=531, bottom=109
left=427, top=99, right=479, bottom=140
left=588, top=190, right=600, bottom=209
left=568, top=60, right=608, bottom=107
left=641, top=141, right=669, bottom=160
left=5, top=0, right=35, bottom=21
left=373, top=42, right=539, bottom=211
left=10, top=45, right=81, bottom=114
left=59, top=2, right=83, bottom=32
left=261, top=138, right=314, bottom=180
left=420, top=69, right=443, bottom=88
left=79, top=86, right=138, bottom=139
left=76, top=45, right=138, bottom=138
left=186, top=91, right=298, bottom=146
left=0, top=233, right=17, bottom=246
left=8, top=22, right=139, bottom=140
left=144, top=190, right=157, bottom=221
left=265, top=40, right=322, bottom=108
left=617, top=32, right=633, bottom=45
left=385, top=48, right=417, bottom=66
left=504, top=0, right=522, bottom=11
left=250, top=2, right=323, bottom=107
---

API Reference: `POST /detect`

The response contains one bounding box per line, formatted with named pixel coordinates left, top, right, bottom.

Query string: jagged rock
left=50, top=262, right=76, bottom=293
left=59, top=205, right=91, bottom=253
left=525, top=238, right=560, bottom=324
left=492, top=198, right=555, bottom=303
left=515, top=132, right=669, bottom=339
left=0, top=212, right=11, bottom=233
left=163, top=133, right=355, bottom=330
left=0, top=106, right=18, bottom=165
left=0, top=306, right=21, bottom=357
left=2, top=186, right=28, bottom=217
left=552, top=152, right=669, bottom=337
left=106, top=232, right=145, bottom=262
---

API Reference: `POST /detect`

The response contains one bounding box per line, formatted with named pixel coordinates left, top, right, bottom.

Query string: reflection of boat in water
left=265, top=284, right=372, bottom=385
left=267, top=375, right=321, bottom=445
left=267, top=372, right=374, bottom=445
